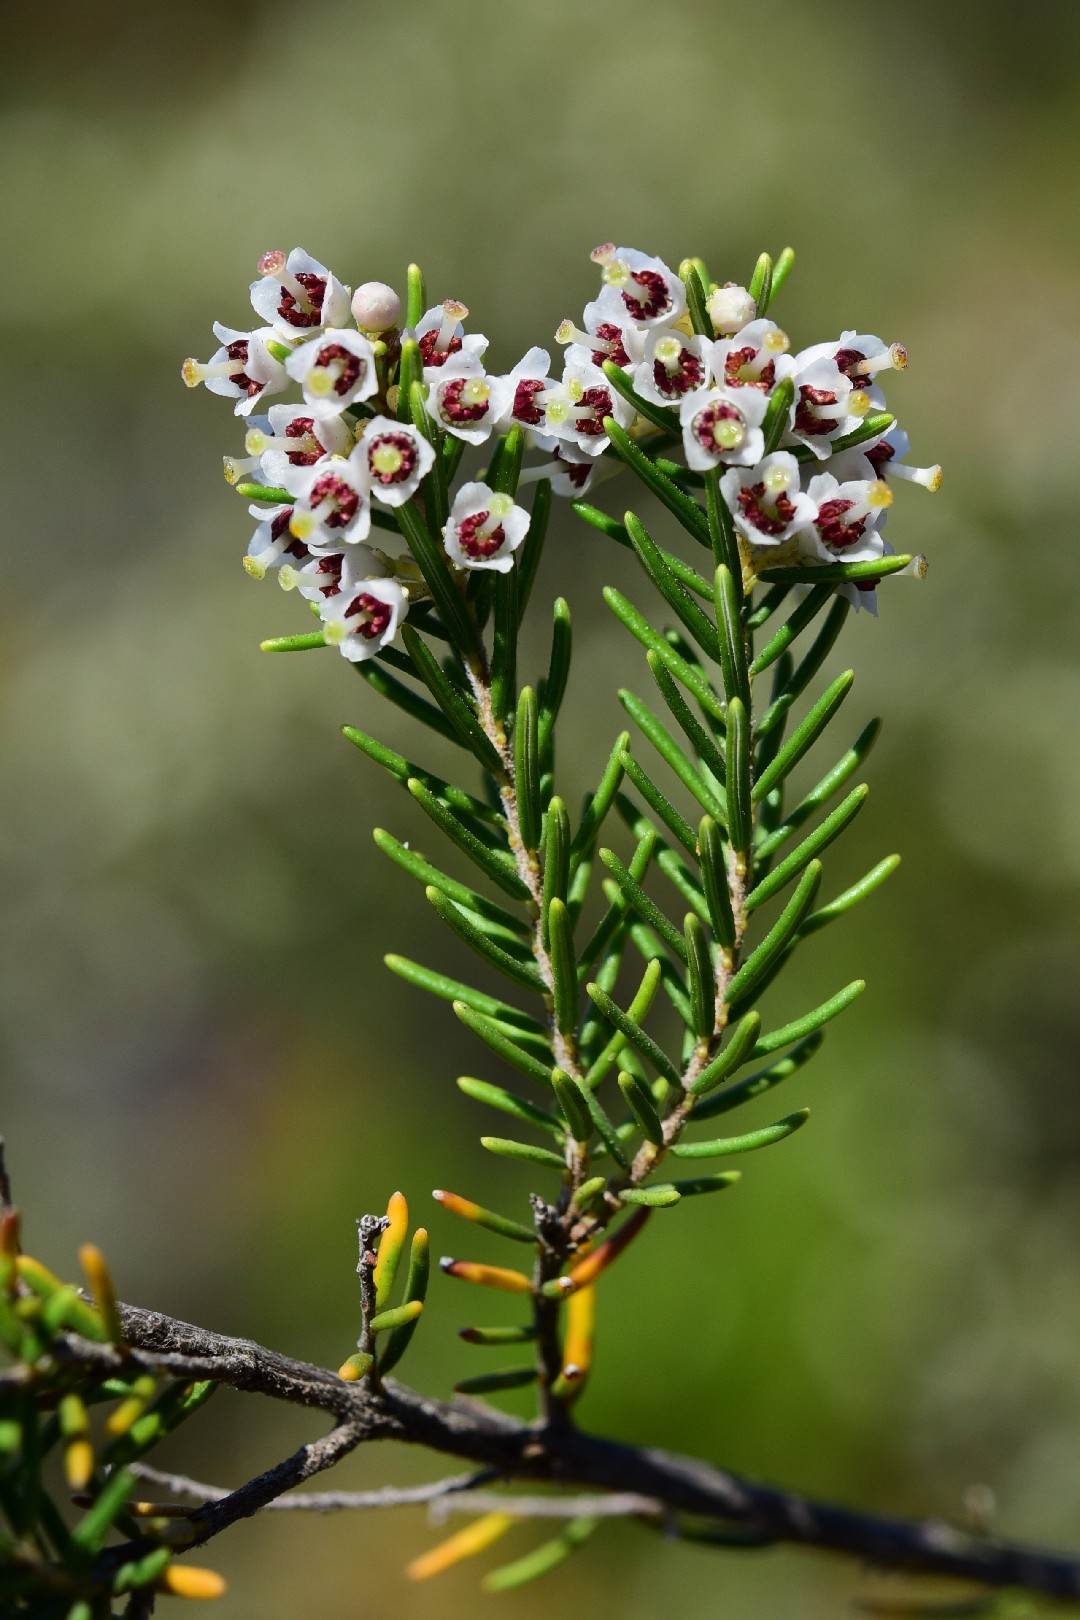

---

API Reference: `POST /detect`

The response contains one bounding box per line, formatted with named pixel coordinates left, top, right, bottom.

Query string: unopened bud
left=708, top=284, right=756, bottom=335
left=351, top=281, right=401, bottom=333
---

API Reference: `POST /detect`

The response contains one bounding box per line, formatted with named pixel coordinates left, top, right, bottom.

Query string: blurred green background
left=4, top=0, right=1080, bottom=1613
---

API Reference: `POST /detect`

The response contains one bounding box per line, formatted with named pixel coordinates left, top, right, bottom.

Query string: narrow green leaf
left=672, top=1172, right=742, bottom=1196
left=513, top=686, right=542, bottom=853
left=236, top=481, right=293, bottom=505
left=792, top=411, right=895, bottom=462
left=455, top=1366, right=538, bottom=1396
left=619, top=1069, right=665, bottom=1145
left=405, top=263, right=426, bottom=329
left=753, top=671, right=854, bottom=803
left=751, top=980, right=866, bottom=1057
left=426, top=887, right=544, bottom=991
left=698, top=815, right=736, bottom=950
left=552, top=1067, right=593, bottom=1142
left=747, top=786, right=868, bottom=910
left=541, top=796, right=570, bottom=947
left=385, top=955, right=541, bottom=1029
left=749, top=584, right=834, bottom=676
left=757, top=599, right=851, bottom=740
left=396, top=334, right=423, bottom=423
left=378, top=1228, right=431, bottom=1373
left=681, top=261, right=712, bottom=337
left=619, top=1184, right=681, bottom=1207
left=481, top=1136, right=567, bottom=1171
left=799, top=854, right=900, bottom=936
left=770, top=246, right=795, bottom=301
left=618, top=752, right=697, bottom=856
left=538, top=598, right=572, bottom=760
left=601, top=359, right=678, bottom=434
left=457, top=1076, right=562, bottom=1135
left=756, top=719, right=880, bottom=858
left=369, top=1300, right=424, bottom=1334
left=584, top=956, right=663, bottom=1085
left=760, top=376, right=795, bottom=456
left=570, top=731, right=630, bottom=866
left=374, top=828, right=528, bottom=934
left=401, top=625, right=502, bottom=774
left=714, top=564, right=749, bottom=707
left=585, top=975, right=680, bottom=1087
left=626, top=917, right=695, bottom=1030
left=684, top=913, right=714, bottom=1037
left=548, top=898, right=578, bottom=1037
left=624, top=513, right=724, bottom=662
left=647, top=652, right=727, bottom=786
left=749, top=251, right=773, bottom=315
left=459, top=1324, right=537, bottom=1345
left=692, top=1033, right=823, bottom=1120
left=516, top=479, right=551, bottom=616
left=599, top=847, right=687, bottom=963
left=725, top=697, right=752, bottom=855
left=689, top=1010, right=762, bottom=1096
left=726, top=861, right=822, bottom=1007
left=408, top=778, right=526, bottom=900
left=577, top=828, right=655, bottom=976
left=618, top=689, right=725, bottom=823
left=352, top=659, right=459, bottom=744
left=453, top=1002, right=554, bottom=1087
left=746, top=582, right=791, bottom=632
left=604, top=588, right=726, bottom=722
left=491, top=570, right=518, bottom=722
left=703, top=467, right=740, bottom=577
left=492, top=422, right=524, bottom=495
left=573, top=503, right=713, bottom=597
left=396, top=498, right=477, bottom=649
left=603, top=418, right=711, bottom=547
left=409, top=378, right=448, bottom=528
left=757, top=553, right=912, bottom=586
left=672, top=1108, right=809, bottom=1158
left=434, top=1191, right=535, bottom=1244
left=72, top=1468, right=137, bottom=1552
left=482, top=1518, right=599, bottom=1592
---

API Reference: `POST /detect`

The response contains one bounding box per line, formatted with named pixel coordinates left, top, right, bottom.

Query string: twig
left=107, top=1300, right=1080, bottom=1600
left=0, top=1136, right=13, bottom=1211
left=128, top=1463, right=497, bottom=1513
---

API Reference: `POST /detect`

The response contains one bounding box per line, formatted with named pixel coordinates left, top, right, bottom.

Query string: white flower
left=518, top=442, right=610, bottom=499
left=181, top=323, right=288, bottom=417
left=865, top=426, right=942, bottom=490
left=492, top=347, right=555, bottom=433
left=279, top=542, right=389, bottom=602
left=720, top=453, right=816, bottom=547
left=536, top=360, right=634, bottom=457
left=796, top=331, right=908, bottom=387
left=244, top=502, right=310, bottom=579
left=357, top=416, right=434, bottom=506
left=710, top=318, right=797, bottom=394
left=425, top=356, right=509, bottom=445
left=679, top=384, right=768, bottom=470
left=788, top=355, right=883, bottom=460
left=282, top=448, right=372, bottom=549
left=633, top=329, right=711, bottom=407
left=708, top=284, right=757, bottom=336
left=243, top=404, right=353, bottom=486
left=555, top=301, right=645, bottom=373
left=351, top=281, right=402, bottom=333
left=285, top=328, right=379, bottom=419
left=250, top=248, right=351, bottom=335
left=590, top=244, right=686, bottom=329
left=798, top=472, right=893, bottom=563
left=441, top=483, right=530, bottom=574
left=414, top=301, right=488, bottom=376
left=319, top=574, right=409, bottom=662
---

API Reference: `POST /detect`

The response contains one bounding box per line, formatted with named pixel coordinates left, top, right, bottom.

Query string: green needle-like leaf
left=407, top=779, right=526, bottom=900
left=799, top=854, right=900, bottom=936
left=619, top=1068, right=665, bottom=1145
left=456, top=1076, right=562, bottom=1135
left=426, top=887, right=543, bottom=991
left=749, top=250, right=773, bottom=315
left=725, top=697, right=753, bottom=855
left=379, top=1229, right=431, bottom=1373
left=770, top=246, right=795, bottom=301
left=619, top=1184, right=681, bottom=1207
left=396, top=335, right=422, bottom=423
left=548, top=898, right=579, bottom=1037
left=791, top=411, right=895, bottom=463
left=481, top=1136, right=567, bottom=1171
left=541, top=797, right=570, bottom=947
left=374, top=828, right=528, bottom=933
left=585, top=974, right=681, bottom=1087
left=619, top=690, right=725, bottom=822
left=405, top=262, right=426, bottom=328
left=599, top=847, right=687, bottom=963
left=514, top=685, right=541, bottom=852
left=750, top=584, right=834, bottom=676
left=455, top=1367, right=538, bottom=1397
left=601, top=359, right=678, bottom=434
left=401, top=625, right=503, bottom=773
left=618, top=751, right=698, bottom=856
left=672, top=1108, right=809, bottom=1158
left=684, top=912, right=714, bottom=1037
left=350, top=662, right=461, bottom=744
left=409, top=378, right=448, bottom=528
left=692, top=1031, right=823, bottom=1120
left=603, top=418, right=712, bottom=547
left=688, top=1010, right=762, bottom=1096
left=604, top=587, right=726, bottom=722
left=756, top=719, right=880, bottom=859
left=571, top=730, right=630, bottom=868
left=753, top=670, right=854, bottom=803
left=747, top=786, right=868, bottom=910
left=395, top=499, right=477, bottom=650
left=517, top=479, right=551, bottom=616
left=681, top=260, right=712, bottom=336
left=698, top=815, right=736, bottom=950
left=726, top=861, right=822, bottom=1007
left=760, top=376, right=795, bottom=455
left=385, top=955, right=542, bottom=1029
left=714, top=564, right=750, bottom=707
left=624, top=513, right=724, bottom=662
left=342, top=724, right=498, bottom=824
left=483, top=1518, right=599, bottom=1593
left=584, top=956, right=663, bottom=1085
left=453, top=1002, right=554, bottom=1087
left=538, top=597, right=572, bottom=759
left=491, top=570, right=518, bottom=722
left=552, top=1067, right=593, bottom=1143
left=672, top=1172, right=742, bottom=1197
left=751, top=980, right=866, bottom=1057
left=757, top=553, right=912, bottom=586
left=647, top=652, right=727, bottom=786
left=260, top=631, right=326, bottom=653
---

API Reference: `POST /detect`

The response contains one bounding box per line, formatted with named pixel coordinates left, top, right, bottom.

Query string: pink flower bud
left=351, top=281, right=402, bottom=332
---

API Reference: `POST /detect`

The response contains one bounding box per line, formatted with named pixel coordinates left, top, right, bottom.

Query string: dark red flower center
left=723, top=346, right=776, bottom=392
left=512, top=377, right=545, bottom=426
left=833, top=347, right=866, bottom=380
left=314, top=342, right=363, bottom=397
left=366, top=432, right=418, bottom=486
left=653, top=347, right=705, bottom=399
left=309, top=472, right=359, bottom=528
left=691, top=401, right=744, bottom=456
left=592, top=321, right=630, bottom=368
left=418, top=329, right=463, bottom=368
left=621, top=269, right=670, bottom=322
left=285, top=414, right=323, bottom=465
left=457, top=510, right=506, bottom=560
left=737, top=482, right=797, bottom=537
left=575, top=386, right=612, bottom=436
left=276, top=271, right=327, bottom=330
left=794, top=385, right=840, bottom=436
left=226, top=340, right=261, bottom=396
left=344, top=591, right=392, bottom=640
left=269, top=508, right=308, bottom=560
left=315, top=554, right=343, bottom=596
left=815, top=498, right=866, bottom=550
left=438, top=377, right=490, bottom=426
left=866, top=439, right=895, bottom=472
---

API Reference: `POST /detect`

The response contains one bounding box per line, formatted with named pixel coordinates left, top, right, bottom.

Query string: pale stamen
left=257, top=251, right=315, bottom=314
left=182, top=357, right=244, bottom=387
left=245, top=427, right=322, bottom=458
left=891, top=462, right=941, bottom=490
left=435, top=300, right=468, bottom=353
left=223, top=455, right=261, bottom=484
left=854, top=343, right=908, bottom=376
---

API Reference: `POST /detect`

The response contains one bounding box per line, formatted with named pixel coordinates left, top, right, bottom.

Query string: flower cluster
left=184, top=244, right=938, bottom=657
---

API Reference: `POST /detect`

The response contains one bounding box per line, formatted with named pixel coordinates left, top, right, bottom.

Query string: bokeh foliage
left=3, top=0, right=1080, bottom=1613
